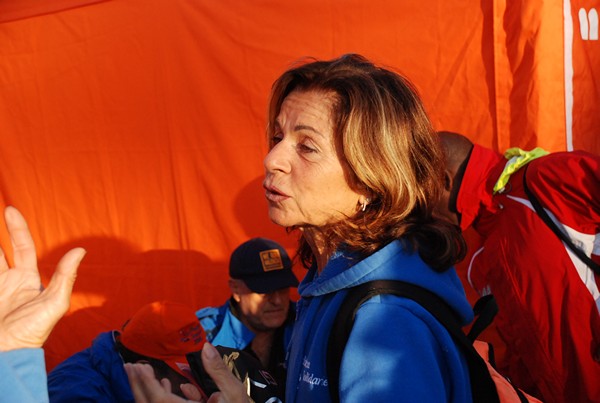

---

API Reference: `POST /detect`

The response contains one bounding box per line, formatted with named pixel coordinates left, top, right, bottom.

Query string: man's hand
left=0, top=206, right=85, bottom=351
left=125, top=343, right=251, bottom=403
left=200, top=343, right=250, bottom=403
left=124, top=363, right=201, bottom=403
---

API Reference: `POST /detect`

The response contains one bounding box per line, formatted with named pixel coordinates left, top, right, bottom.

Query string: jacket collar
left=457, top=144, right=504, bottom=230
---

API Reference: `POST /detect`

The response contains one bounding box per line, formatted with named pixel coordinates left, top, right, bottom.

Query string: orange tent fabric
left=0, top=0, right=598, bottom=371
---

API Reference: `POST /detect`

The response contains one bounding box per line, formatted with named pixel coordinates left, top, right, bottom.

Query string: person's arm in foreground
left=125, top=342, right=250, bottom=403
left=0, top=206, right=85, bottom=402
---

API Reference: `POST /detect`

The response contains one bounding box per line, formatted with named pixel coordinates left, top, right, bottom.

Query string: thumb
left=201, top=343, right=249, bottom=403
left=45, top=247, right=86, bottom=315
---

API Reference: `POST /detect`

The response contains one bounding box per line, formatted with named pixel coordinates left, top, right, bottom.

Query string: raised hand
left=0, top=206, right=85, bottom=351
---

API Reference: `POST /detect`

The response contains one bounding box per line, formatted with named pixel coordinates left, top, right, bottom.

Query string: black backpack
left=326, top=280, right=540, bottom=403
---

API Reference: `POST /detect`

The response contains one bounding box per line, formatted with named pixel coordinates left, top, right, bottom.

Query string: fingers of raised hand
left=4, top=206, right=38, bottom=272
left=0, top=247, right=8, bottom=274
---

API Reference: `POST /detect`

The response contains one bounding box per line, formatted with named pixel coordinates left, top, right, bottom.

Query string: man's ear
left=443, top=170, right=452, bottom=191
left=229, top=279, right=241, bottom=302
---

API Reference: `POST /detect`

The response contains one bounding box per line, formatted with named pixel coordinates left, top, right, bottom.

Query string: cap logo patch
left=259, top=249, right=284, bottom=272
left=178, top=322, right=204, bottom=345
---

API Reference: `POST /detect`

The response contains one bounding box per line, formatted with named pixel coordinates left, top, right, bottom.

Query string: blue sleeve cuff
left=0, top=348, right=49, bottom=403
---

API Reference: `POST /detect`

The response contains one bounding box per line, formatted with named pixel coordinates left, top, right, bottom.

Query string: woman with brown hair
left=126, top=53, right=475, bottom=402
left=262, top=53, right=473, bottom=402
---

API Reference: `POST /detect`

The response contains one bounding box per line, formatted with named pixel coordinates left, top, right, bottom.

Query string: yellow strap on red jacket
left=493, top=147, right=549, bottom=194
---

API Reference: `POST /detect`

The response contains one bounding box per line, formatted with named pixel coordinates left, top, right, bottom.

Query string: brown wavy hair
left=267, top=54, right=465, bottom=271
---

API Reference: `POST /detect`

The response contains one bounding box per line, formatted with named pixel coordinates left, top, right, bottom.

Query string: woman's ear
left=358, top=195, right=371, bottom=212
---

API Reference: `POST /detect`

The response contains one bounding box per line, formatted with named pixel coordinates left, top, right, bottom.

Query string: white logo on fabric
left=579, top=8, right=598, bottom=40
left=300, top=356, right=328, bottom=388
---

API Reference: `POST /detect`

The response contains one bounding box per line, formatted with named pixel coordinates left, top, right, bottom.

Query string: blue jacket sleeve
left=47, top=343, right=133, bottom=403
left=0, top=348, right=49, bottom=403
left=340, top=295, right=471, bottom=402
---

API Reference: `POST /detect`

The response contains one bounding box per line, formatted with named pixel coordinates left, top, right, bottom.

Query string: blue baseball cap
left=229, top=238, right=298, bottom=293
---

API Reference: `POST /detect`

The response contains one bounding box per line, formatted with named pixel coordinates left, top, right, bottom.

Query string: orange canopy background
left=0, top=0, right=598, bottom=370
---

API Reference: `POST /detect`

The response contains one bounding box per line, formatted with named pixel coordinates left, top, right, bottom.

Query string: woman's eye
left=271, top=134, right=283, bottom=145
left=298, top=143, right=316, bottom=153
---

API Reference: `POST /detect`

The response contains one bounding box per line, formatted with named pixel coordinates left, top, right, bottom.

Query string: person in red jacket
left=435, top=131, right=600, bottom=403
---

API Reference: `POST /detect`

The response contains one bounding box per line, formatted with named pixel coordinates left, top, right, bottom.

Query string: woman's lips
left=264, top=185, right=290, bottom=202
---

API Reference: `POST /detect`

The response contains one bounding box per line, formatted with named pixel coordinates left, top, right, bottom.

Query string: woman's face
left=263, top=90, right=363, bottom=228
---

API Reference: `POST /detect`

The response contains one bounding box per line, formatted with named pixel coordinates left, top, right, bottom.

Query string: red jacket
left=457, top=145, right=600, bottom=403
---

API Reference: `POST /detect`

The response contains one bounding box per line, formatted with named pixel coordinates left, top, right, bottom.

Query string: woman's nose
left=264, top=142, right=290, bottom=174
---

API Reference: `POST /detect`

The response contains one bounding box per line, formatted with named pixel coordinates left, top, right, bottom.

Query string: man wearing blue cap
left=196, top=237, right=298, bottom=396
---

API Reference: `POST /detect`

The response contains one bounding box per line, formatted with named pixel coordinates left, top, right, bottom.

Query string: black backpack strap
left=467, top=294, right=498, bottom=341
left=326, top=281, right=388, bottom=403
left=326, top=280, right=500, bottom=403
left=522, top=164, right=600, bottom=275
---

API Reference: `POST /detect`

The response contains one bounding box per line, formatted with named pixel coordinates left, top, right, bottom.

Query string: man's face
left=432, top=170, right=459, bottom=226
left=231, top=280, right=290, bottom=333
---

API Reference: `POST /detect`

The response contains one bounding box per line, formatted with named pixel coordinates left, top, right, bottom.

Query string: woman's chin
left=268, top=212, right=291, bottom=227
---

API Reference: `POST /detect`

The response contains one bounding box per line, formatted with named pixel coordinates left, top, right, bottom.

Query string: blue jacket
left=196, top=301, right=256, bottom=349
left=285, top=240, right=474, bottom=402
left=0, top=348, right=49, bottom=402
left=47, top=331, right=133, bottom=403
